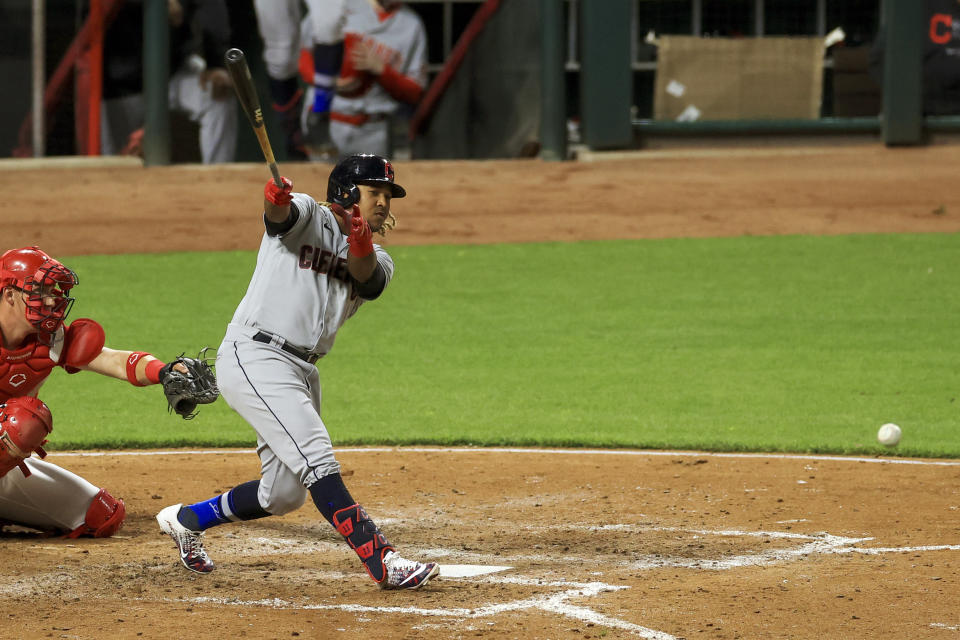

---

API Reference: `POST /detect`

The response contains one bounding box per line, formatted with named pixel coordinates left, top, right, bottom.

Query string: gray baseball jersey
left=217, top=192, right=393, bottom=500
left=229, top=192, right=394, bottom=356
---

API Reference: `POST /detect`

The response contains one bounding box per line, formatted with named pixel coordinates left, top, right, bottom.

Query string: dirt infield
left=2, top=145, right=960, bottom=639
left=7, top=449, right=960, bottom=639
left=3, top=144, right=960, bottom=254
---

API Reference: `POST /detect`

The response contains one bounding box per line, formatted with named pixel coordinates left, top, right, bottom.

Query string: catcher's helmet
left=327, top=154, right=406, bottom=208
left=0, top=246, right=78, bottom=336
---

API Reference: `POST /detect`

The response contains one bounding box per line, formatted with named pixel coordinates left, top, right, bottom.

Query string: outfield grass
left=42, top=232, right=960, bottom=457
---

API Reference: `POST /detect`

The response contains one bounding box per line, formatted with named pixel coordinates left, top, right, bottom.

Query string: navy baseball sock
left=311, top=43, right=343, bottom=113
left=308, top=472, right=356, bottom=526
left=178, top=480, right=270, bottom=531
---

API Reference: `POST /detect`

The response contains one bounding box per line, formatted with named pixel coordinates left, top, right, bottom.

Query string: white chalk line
left=145, top=525, right=957, bottom=639
left=931, top=622, right=960, bottom=631
left=15, top=522, right=958, bottom=639
left=163, top=577, right=677, bottom=640
left=538, top=524, right=959, bottom=570
left=420, top=523, right=958, bottom=570
left=45, top=446, right=960, bottom=466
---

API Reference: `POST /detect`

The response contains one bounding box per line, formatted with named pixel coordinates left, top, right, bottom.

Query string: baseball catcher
left=0, top=245, right=216, bottom=539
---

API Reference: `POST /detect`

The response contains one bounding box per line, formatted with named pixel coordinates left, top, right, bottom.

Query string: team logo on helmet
left=327, top=154, right=406, bottom=203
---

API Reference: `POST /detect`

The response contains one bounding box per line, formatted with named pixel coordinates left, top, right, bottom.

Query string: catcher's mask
left=0, top=246, right=78, bottom=337
left=327, top=153, right=406, bottom=208
left=0, top=396, right=53, bottom=437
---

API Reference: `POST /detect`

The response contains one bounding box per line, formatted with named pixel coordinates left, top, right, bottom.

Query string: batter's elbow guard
left=64, top=488, right=126, bottom=538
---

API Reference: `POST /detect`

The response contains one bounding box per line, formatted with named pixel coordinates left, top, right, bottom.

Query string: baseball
left=877, top=423, right=902, bottom=447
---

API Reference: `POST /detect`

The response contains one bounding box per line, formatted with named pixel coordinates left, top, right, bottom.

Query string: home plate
left=440, top=564, right=512, bottom=578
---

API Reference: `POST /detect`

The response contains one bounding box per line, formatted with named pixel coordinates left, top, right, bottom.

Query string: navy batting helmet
left=327, top=154, right=406, bottom=208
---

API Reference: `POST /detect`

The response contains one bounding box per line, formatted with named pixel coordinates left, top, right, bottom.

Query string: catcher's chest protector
left=0, top=341, right=56, bottom=402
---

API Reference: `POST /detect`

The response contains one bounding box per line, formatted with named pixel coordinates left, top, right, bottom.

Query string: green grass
left=42, top=232, right=960, bottom=457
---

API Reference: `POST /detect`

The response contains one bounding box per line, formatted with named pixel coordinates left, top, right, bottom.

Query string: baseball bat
left=223, top=47, right=283, bottom=187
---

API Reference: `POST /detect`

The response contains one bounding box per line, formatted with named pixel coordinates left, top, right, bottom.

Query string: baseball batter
left=0, top=247, right=196, bottom=537
left=157, top=154, right=439, bottom=590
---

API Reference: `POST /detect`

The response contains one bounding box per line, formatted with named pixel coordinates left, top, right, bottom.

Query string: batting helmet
left=327, top=154, right=406, bottom=208
left=0, top=246, right=78, bottom=336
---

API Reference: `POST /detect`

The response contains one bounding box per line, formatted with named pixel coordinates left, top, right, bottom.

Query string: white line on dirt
left=626, top=528, right=959, bottom=570
left=174, top=579, right=678, bottom=640
left=47, top=447, right=960, bottom=466
left=840, top=544, right=960, bottom=555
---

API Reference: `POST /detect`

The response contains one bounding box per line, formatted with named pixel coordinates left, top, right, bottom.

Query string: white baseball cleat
left=380, top=551, right=440, bottom=590
left=156, top=504, right=215, bottom=574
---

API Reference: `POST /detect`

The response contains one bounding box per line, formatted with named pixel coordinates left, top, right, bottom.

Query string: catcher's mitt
left=160, top=348, right=219, bottom=420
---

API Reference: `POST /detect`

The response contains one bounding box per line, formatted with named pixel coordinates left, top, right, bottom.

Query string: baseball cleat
left=379, top=551, right=440, bottom=590
left=156, top=504, right=215, bottom=574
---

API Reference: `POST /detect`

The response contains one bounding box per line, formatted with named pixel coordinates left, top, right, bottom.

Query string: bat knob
left=224, top=48, right=244, bottom=64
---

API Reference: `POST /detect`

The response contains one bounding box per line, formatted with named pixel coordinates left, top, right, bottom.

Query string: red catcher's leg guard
left=65, top=488, right=126, bottom=538
left=332, top=504, right=394, bottom=584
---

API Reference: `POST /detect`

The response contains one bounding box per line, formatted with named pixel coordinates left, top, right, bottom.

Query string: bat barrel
left=224, top=46, right=284, bottom=187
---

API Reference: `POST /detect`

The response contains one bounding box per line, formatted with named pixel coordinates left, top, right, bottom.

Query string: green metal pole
left=540, top=0, right=566, bottom=161
left=143, top=0, right=170, bottom=165
left=579, top=0, right=632, bottom=150
left=881, top=0, right=924, bottom=145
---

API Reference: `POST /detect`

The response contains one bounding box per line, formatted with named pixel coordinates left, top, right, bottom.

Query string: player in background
left=0, top=247, right=189, bottom=538
left=304, top=0, right=428, bottom=159
left=100, top=0, right=237, bottom=164
left=156, top=154, right=440, bottom=590
left=254, top=0, right=427, bottom=160
left=254, top=0, right=349, bottom=160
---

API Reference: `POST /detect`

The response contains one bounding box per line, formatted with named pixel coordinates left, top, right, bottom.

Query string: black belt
left=252, top=331, right=319, bottom=364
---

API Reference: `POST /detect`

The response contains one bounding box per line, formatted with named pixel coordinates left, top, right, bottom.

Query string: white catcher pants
left=0, top=458, right=99, bottom=532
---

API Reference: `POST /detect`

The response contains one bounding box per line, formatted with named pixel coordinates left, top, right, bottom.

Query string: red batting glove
left=264, top=176, right=293, bottom=206
left=346, top=205, right=374, bottom=257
